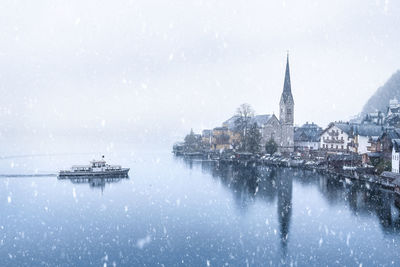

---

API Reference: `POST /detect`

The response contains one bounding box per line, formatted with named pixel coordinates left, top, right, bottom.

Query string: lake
left=0, top=149, right=399, bottom=266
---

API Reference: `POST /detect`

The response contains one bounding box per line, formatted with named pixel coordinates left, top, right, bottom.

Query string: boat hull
left=58, top=168, right=129, bottom=179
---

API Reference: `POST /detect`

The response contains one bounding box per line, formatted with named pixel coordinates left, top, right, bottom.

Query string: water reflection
left=58, top=176, right=130, bottom=192
left=277, top=168, right=292, bottom=252
left=178, top=157, right=400, bottom=247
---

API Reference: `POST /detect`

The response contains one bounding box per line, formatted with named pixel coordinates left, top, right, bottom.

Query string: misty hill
left=362, top=70, right=400, bottom=114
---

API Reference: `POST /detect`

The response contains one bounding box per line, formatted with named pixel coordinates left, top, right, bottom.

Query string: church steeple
left=281, top=53, right=294, bottom=104
left=279, top=53, right=294, bottom=125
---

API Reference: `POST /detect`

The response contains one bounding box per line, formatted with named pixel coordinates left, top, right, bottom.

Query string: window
left=341, top=145, right=344, bottom=149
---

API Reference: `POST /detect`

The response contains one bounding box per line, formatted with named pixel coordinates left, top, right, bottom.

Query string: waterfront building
left=320, top=122, right=384, bottom=155
left=352, top=124, right=384, bottom=154
left=320, top=122, right=354, bottom=153
left=294, top=122, right=322, bottom=151
left=392, top=139, right=400, bottom=173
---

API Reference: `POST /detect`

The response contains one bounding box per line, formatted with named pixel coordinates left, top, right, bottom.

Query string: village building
left=392, top=139, right=400, bottom=173
left=209, top=127, right=236, bottom=151
left=361, top=111, right=384, bottom=125
left=320, top=123, right=354, bottom=153
left=379, top=128, right=400, bottom=160
left=201, top=129, right=213, bottom=148
left=352, top=124, right=384, bottom=154
left=294, top=122, right=322, bottom=151
left=320, top=122, right=384, bottom=155
left=221, top=114, right=281, bottom=150
left=385, top=98, right=400, bottom=127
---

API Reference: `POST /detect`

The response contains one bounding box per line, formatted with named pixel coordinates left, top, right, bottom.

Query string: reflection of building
left=180, top=156, right=400, bottom=255
left=277, top=169, right=293, bottom=248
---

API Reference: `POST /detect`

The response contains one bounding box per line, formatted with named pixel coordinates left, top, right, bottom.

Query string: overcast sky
left=0, top=0, right=399, bottom=147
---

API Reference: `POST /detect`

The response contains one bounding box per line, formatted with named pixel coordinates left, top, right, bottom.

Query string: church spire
left=281, top=52, right=293, bottom=104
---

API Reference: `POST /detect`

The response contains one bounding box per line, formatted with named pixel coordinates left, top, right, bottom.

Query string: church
left=261, top=54, right=294, bottom=153
left=211, top=54, right=295, bottom=153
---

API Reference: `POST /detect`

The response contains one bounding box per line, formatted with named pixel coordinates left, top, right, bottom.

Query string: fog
left=0, top=0, right=399, bottom=152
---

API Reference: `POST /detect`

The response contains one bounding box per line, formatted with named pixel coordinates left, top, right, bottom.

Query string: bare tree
left=234, top=103, right=255, bottom=151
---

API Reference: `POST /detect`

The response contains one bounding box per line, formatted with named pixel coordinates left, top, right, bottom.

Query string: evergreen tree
left=246, top=123, right=262, bottom=154
left=265, top=138, right=278, bottom=155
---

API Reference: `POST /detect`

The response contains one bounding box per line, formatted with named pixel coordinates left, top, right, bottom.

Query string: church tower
left=279, top=54, right=294, bottom=153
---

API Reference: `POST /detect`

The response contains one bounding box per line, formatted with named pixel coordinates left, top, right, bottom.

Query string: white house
left=392, top=139, right=400, bottom=173
left=320, top=123, right=353, bottom=153
left=294, top=122, right=322, bottom=151
left=320, top=122, right=384, bottom=154
left=352, top=125, right=384, bottom=154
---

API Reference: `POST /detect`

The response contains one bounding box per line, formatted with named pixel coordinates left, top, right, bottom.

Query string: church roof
left=334, top=123, right=353, bottom=135
left=280, top=54, right=294, bottom=104
left=222, top=114, right=275, bottom=130
left=251, top=115, right=273, bottom=127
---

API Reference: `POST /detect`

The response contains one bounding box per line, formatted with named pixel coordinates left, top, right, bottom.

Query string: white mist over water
left=0, top=0, right=399, bottom=151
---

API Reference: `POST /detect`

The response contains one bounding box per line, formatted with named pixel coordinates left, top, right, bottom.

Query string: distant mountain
left=362, top=70, right=400, bottom=114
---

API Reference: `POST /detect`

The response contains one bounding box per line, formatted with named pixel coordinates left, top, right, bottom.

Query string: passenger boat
left=58, top=156, right=129, bottom=178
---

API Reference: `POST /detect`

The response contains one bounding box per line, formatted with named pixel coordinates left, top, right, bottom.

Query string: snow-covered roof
left=222, top=114, right=274, bottom=130
left=294, top=122, right=322, bottom=142
left=392, top=139, right=400, bottom=152
left=353, top=125, right=384, bottom=137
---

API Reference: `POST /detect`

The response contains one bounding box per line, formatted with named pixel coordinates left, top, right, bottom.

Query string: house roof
left=392, top=139, right=400, bottom=152
left=353, top=125, right=384, bottom=137
left=393, top=178, right=400, bottom=186
left=213, top=126, right=228, bottom=131
left=202, top=129, right=212, bottom=137
left=321, top=122, right=353, bottom=136
left=381, top=128, right=400, bottom=140
left=322, top=122, right=384, bottom=137
left=294, top=122, right=322, bottom=142
left=381, top=171, right=400, bottom=181
left=335, top=123, right=353, bottom=135
left=222, top=114, right=274, bottom=130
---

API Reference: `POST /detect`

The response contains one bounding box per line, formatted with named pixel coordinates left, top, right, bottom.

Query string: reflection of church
left=183, top=157, right=294, bottom=247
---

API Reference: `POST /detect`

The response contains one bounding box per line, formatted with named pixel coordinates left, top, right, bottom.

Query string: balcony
left=323, top=138, right=344, bottom=144
left=327, top=131, right=339, bottom=137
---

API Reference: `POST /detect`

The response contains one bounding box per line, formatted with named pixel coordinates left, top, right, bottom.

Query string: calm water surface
left=0, top=149, right=400, bottom=266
